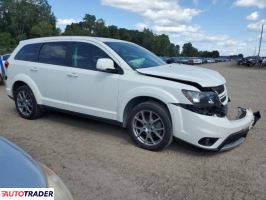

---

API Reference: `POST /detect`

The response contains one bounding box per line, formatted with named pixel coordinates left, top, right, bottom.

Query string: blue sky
left=49, top=0, right=266, bottom=56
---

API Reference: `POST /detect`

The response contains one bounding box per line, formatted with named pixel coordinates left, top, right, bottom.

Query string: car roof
left=19, top=36, right=128, bottom=45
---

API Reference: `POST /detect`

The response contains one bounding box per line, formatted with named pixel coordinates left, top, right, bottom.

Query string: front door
left=67, top=42, right=120, bottom=120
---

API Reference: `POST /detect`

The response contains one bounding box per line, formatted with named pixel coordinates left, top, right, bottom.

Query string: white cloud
left=247, top=19, right=265, bottom=31
left=135, top=23, right=148, bottom=31
left=102, top=0, right=177, bottom=12
left=154, top=25, right=200, bottom=33
left=184, top=32, right=229, bottom=42
left=56, top=18, right=78, bottom=27
left=143, top=8, right=201, bottom=25
left=101, top=0, right=255, bottom=56
left=171, top=30, right=249, bottom=55
left=246, top=11, right=259, bottom=21
left=101, top=0, right=201, bottom=26
left=234, top=0, right=266, bottom=8
left=101, top=0, right=201, bottom=36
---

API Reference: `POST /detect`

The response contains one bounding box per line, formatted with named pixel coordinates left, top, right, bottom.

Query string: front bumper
left=218, top=110, right=260, bottom=151
left=170, top=104, right=261, bottom=151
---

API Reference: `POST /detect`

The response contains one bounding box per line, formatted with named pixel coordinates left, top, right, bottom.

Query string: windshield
left=105, top=42, right=165, bottom=69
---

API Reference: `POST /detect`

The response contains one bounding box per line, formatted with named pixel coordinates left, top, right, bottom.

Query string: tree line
left=63, top=14, right=180, bottom=57
left=0, top=0, right=58, bottom=54
left=0, top=0, right=221, bottom=58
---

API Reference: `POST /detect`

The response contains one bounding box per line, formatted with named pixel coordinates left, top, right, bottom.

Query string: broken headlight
left=181, top=90, right=227, bottom=117
left=182, top=90, right=220, bottom=106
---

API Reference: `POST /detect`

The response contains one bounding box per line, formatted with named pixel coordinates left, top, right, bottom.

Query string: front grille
left=221, top=96, right=226, bottom=102
left=212, top=85, right=225, bottom=94
left=212, top=85, right=227, bottom=104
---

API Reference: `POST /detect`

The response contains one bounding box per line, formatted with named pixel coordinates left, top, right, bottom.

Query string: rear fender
left=12, top=74, right=42, bottom=104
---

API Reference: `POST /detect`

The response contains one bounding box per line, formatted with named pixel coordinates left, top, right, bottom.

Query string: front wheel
left=14, top=85, right=43, bottom=119
left=128, top=101, right=173, bottom=151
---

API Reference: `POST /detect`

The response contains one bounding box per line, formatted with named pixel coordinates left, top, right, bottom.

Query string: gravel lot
left=0, top=62, right=265, bottom=200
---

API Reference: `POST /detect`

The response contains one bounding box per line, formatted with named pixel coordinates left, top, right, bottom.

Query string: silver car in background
left=0, top=137, right=73, bottom=200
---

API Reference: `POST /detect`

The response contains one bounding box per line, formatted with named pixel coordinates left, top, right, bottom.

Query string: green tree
left=238, top=53, right=244, bottom=58
left=212, top=50, right=220, bottom=58
left=142, top=29, right=154, bottom=51
left=0, top=32, right=12, bottom=54
left=64, top=13, right=220, bottom=57
left=182, top=42, right=198, bottom=57
left=0, top=0, right=58, bottom=50
left=118, top=28, right=132, bottom=41
left=94, top=19, right=109, bottom=37
left=175, top=45, right=180, bottom=56
left=64, top=13, right=180, bottom=56
left=30, top=21, right=55, bottom=37
left=108, top=25, right=119, bottom=39
left=82, top=14, right=96, bottom=35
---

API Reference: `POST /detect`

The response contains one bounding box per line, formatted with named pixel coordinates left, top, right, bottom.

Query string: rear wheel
left=14, top=85, right=43, bottom=119
left=128, top=101, right=173, bottom=151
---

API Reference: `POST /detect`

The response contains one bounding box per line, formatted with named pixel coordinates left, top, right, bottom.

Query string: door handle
left=67, top=72, right=79, bottom=78
left=30, top=67, right=39, bottom=72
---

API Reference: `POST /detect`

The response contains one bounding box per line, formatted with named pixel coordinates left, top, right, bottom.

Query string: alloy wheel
left=132, top=110, right=165, bottom=146
left=16, top=90, right=33, bottom=117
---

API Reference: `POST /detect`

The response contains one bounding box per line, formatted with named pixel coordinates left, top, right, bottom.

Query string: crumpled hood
left=136, top=64, right=226, bottom=87
left=0, top=137, right=47, bottom=188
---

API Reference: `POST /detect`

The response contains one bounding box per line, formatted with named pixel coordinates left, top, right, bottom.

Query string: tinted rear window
left=15, top=43, right=42, bottom=62
left=39, top=42, right=69, bottom=66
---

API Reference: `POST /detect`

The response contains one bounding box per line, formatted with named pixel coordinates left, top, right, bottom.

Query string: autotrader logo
left=0, top=188, right=54, bottom=200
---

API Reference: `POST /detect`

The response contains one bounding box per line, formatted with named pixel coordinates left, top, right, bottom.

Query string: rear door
left=12, top=42, right=71, bottom=109
left=35, top=42, right=71, bottom=109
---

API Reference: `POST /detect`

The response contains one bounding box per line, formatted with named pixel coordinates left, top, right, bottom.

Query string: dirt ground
left=0, top=62, right=265, bottom=200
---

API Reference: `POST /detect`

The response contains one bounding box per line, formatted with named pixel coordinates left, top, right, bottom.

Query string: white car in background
left=188, top=57, right=203, bottom=65
left=5, top=36, right=260, bottom=151
left=206, top=58, right=216, bottom=63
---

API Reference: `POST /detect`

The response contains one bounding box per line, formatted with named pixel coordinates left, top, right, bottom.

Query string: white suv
left=5, top=37, right=260, bottom=151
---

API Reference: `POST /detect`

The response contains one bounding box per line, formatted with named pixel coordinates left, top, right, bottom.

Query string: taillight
left=4, top=61, right=9, bottom=69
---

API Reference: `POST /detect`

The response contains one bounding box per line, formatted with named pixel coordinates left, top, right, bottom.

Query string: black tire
left=127, top=101, right=173, bottom=151
left=14, top=85, right=43, bottom=119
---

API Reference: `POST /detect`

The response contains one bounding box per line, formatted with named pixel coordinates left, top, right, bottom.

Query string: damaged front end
left=175, top=87, right=261, bottom=151
left=218, top=108, right=261, bottom=151
left=180, top=89, right=228, bottom=117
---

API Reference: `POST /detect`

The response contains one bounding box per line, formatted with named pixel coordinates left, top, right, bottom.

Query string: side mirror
left=96, top=58, right=116, bottom=72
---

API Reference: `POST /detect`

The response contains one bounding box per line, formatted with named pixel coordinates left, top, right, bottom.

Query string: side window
left=39, top=42, right=69, bottom=66
left=72, top=42, right=111, bottom=70
left=15, top=43, right=41, bottom=62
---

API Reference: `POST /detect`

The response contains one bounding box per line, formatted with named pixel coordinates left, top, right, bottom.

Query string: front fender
left=9, top=74, right=42, bottom=104
left=118, top=86, right=179, bottom=122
